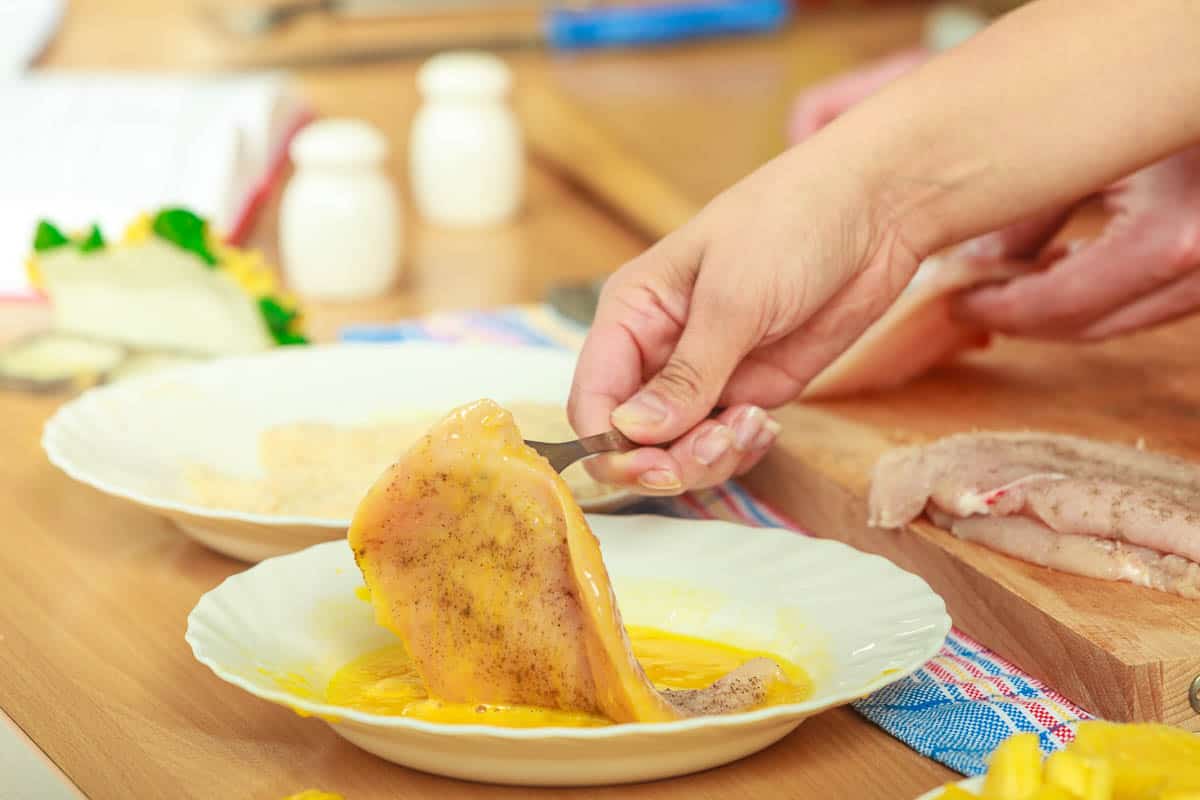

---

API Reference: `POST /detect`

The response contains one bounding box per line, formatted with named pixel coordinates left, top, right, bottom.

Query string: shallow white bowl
left=186, top=514, right=951, bottom=786
left=42, top=342, right=635, bottom=562
left=916, top=777, right=982, bottom=798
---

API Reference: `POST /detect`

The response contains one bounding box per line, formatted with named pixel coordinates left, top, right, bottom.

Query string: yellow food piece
left=983, top=733, right=1043, bottom=799
left=282, top=791, right=343, bottom=800
left=1073, top=722, right=1200, bottom=798
left=936, top=787, right=983, bottom=800
left=938, top=722, right=1200, bottom=800
left=121, top=212, right=153, bottom=244
left=217, top=243, right=280, bottom=297
left=1072, top=720, right=1200, bottom=762
left=24, top=256, right=42, bottom=290
left=1044, top=750, right=1113, bottom=800
left=1044, top=751, right=1088, bottom=795
left=325, top=625, right=809, bottom=728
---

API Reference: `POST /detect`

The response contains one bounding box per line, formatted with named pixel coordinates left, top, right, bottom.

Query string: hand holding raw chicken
left=953, top=146, right=1200, bottom=340
left=790, top=45, right=1200, bottom=342
left=569, top=0, right=1200, bottom=496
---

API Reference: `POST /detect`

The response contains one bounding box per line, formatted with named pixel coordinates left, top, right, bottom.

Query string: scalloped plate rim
left=185, top=514, right=952, bottom=740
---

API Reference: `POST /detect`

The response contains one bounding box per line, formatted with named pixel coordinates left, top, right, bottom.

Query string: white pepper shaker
left=409, top=51, right=524, bottom=227
left=279, top=118, right=402, bottom=300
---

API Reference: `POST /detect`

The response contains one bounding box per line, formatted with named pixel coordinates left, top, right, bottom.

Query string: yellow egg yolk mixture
left=326, top=625, right=813, bottom=728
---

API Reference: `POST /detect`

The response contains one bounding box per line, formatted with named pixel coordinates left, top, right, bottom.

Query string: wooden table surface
left=2, top=2, right=956, bottom=798
left=519, top=6, right=929, bottom=238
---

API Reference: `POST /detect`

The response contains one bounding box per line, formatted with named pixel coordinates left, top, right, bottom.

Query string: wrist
left=793, top=126, right=956, bottom=271
left=869, top=150, right=987, bottom=261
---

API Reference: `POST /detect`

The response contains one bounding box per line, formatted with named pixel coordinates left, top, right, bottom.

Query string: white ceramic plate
left=916, top=777, right=983, bottom=798
left=186, top=514, right=951, bottom=787
left=42, top=342, right=635, bottom=562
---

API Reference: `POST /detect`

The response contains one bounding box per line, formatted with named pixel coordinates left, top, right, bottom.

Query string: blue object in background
left=545, top=0, right=791, bottom=51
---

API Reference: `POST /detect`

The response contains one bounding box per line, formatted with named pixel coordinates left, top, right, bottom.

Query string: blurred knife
left=543, top=0, right=790, bottom=51
left=213, top=0, right=792, bottom=67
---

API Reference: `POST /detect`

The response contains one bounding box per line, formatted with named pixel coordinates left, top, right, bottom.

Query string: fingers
left=567, top=311, right=648, bottom=438
left=608, top=287, right=757, bottom=446
left=788, top=48, right=931, bottom=142
left=719, top=355, right=808, bottom=409
left=730, top=406, right=783, bottom=477
left=585, top=446, right=687, bottom=496
left=567, top=236, right=697, bottom=440
left=710, top=208, right=1071, bottom=408
left=956, top=206, right=1076, bottom=261
left=722, top=252, right=919, bottom=401
left=585, top=404, right=781, bottom=495
left=953, top=212, right=1197, bottom=337
left=1079, top=267, right=1200, bottom=340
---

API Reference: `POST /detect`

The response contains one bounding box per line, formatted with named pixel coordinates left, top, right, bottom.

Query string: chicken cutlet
left=348, top=399, right=790, bottom=722
left=869, top=432, right=1200, bottom=598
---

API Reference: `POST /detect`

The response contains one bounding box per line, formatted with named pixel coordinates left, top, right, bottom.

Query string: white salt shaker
left=409, top=51, right=524, bottom=227
left=279, top=118, right=402, bottom=300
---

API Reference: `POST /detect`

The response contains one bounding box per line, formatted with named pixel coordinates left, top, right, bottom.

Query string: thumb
left=610, top=296, right=751, bottom=445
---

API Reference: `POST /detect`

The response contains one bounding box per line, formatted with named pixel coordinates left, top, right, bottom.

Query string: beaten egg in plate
left=322, top=624, right=814, bottom=728
left=187, top=516, right=951, bottom=786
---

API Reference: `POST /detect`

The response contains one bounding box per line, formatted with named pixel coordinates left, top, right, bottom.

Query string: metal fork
left=528, top=407, right=728, bottom=472
left=525, top=430, right=637, bottom=473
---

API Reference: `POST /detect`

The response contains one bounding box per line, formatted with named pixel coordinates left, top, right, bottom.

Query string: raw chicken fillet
left=348, top=399, right=786, bottom=722
left=869, top=432, right=1200, bottom=598
left=805, top=257, right=1031, bottom=399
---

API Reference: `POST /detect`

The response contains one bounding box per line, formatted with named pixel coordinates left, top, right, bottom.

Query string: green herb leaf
left=152, top=208, right=217, bottom=266
left=257, top=296, right=296, bottom=330
left=257, top=297, right=307, bottom=346
left=33, top=221, right=70, bottom=252
left=78, top=224, right=106, bottom=253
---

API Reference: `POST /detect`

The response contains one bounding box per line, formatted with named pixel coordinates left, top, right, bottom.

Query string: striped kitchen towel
left=340, top=305, right=1093, bottom=778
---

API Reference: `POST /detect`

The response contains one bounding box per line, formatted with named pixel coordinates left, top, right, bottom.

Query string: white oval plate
left=42, top=342, right=636, bottom=562
left=916, top=777, right=983, bottom=798
left=186, top=514, right=951, bottom=787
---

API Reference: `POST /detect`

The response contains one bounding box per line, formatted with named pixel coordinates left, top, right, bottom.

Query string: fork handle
left=577, top=429, right=636, bottom=455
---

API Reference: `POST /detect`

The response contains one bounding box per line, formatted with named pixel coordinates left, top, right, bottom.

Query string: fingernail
left=693, top=425, right=735, bottom=466
left=733, top=407, right=767, bottom=450
left=752, top=419, right=782, bottom=451
left=638, top=468, right=682, bottom=492
left=961, top=236, right=1002, bottom=258
left=612, top=392, right=669, bottom=429
left=604, top=452, right=637, bottom=475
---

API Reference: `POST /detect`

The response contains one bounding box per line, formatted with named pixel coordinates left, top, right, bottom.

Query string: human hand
left=790, top=49, right=1200, bottom=342
left=951, top=144, right=1200, bottom=339
left=567, top=149, right=922, bottom=495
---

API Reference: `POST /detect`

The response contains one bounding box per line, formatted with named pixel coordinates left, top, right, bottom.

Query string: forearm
left=808, top=0, right=1200, bottom=257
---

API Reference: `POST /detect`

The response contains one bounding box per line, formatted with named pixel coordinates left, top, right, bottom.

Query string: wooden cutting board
left=742, top=317, right=1200, bottom=731
left=517, top=6, right=929, bottom=239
